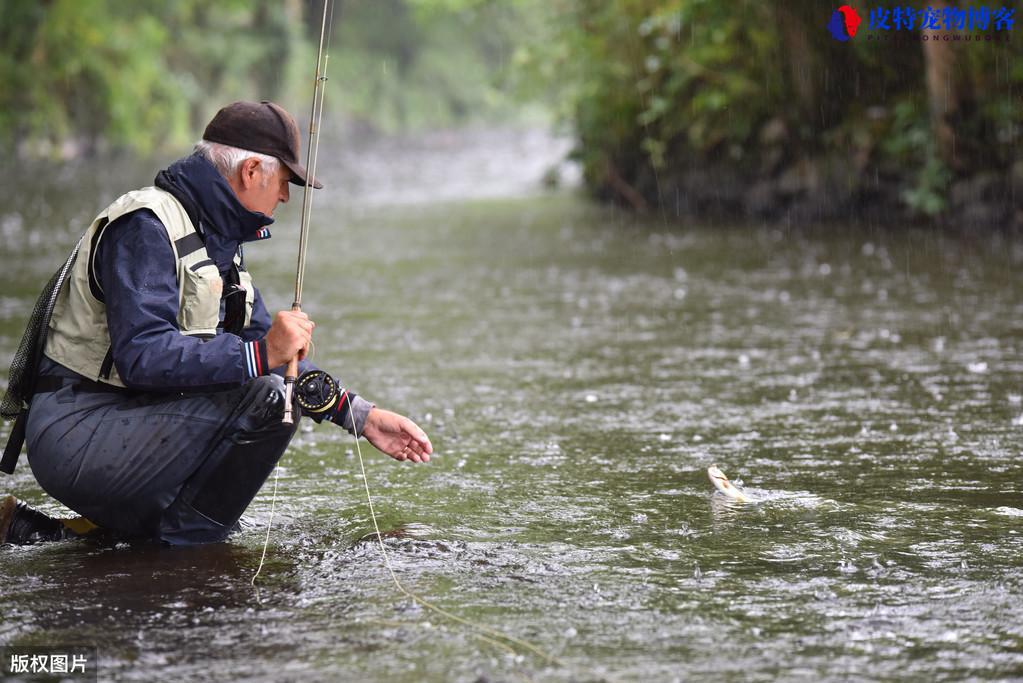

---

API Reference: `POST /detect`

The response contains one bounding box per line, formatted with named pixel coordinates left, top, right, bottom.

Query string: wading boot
left=0, top=495, right=92, bottom=545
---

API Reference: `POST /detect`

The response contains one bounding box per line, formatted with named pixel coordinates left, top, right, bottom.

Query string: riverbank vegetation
left=0, top=0, right=529, bottom=157
left=519, top=1, right=1022, bottom=227
left=2, top=0, right=1020, bottom=227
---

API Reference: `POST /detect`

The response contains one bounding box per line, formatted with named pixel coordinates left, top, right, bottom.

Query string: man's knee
left=251, top=374, right=285, bottom=394
left=239, top=375, right=296, bottom=430
left=160, top=377, right=300, bottom=545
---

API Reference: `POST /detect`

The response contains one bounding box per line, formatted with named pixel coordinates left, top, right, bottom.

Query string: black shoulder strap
left=0, top=411, right=27, bottom=474
left=87, top=217, right=110, bottom=302
left=221, top=263, right=246, bottom=336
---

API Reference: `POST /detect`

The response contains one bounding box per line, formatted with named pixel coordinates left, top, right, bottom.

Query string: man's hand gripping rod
left=283, top=1, right=332, bottom=424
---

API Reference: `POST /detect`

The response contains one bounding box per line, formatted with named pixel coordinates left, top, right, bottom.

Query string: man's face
left=235, top=159, right=291, bottom=217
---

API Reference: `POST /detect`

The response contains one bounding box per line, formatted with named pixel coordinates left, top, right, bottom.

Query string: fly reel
left=295, top=370, right=339, bottom=414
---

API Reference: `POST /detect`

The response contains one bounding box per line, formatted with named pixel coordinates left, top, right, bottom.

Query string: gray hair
left=194, top=139, right=280, bottom=182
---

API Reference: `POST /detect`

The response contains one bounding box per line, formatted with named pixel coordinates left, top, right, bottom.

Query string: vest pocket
left=180, top=263, right=223, bottom=333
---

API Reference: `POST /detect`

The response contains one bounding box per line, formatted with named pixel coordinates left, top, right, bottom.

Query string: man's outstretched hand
left=362, top=408, right=433, bottom=463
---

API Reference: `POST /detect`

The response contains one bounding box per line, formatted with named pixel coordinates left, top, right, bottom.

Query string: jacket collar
left=154, top=153, right=274, bottom=267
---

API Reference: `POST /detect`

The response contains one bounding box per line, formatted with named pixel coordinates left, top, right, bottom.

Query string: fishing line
left=251, top=394, right=566, bottom=668
left=255, top=0, right=334, bottom=585
left=250, top=462, right=280, bottom=587
left=252, top=0, right=564, bottom=670
left=342, top=392, right=565, bottom=669
left=253, top=0, right=333, bottom=583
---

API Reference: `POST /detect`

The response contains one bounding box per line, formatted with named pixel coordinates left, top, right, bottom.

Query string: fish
left=707, top=465, right=754, bottom=503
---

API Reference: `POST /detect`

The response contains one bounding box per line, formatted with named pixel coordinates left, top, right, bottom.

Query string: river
left=1, top=128, right=1021, bottom=681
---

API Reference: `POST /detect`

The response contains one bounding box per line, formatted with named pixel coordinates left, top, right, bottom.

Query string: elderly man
left=0, top=101, right=431, bottom=545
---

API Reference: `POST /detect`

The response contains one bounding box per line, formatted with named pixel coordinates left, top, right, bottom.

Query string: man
left=0, top=101, right=432, bottom=545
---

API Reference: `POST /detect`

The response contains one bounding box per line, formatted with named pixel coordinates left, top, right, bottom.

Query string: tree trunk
left=776, top=3, right=817, bottom=120
left=921, top=1, right=961, bottom=168
left=775, top=1, right=861, bottom=140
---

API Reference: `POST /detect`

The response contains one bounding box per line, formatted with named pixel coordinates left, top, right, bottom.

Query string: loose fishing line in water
left=346, top=398, right=564, bottom=668
left=251, top=394, right=565, bottom=669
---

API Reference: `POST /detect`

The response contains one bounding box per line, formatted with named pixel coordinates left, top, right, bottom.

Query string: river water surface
left=1, top=135, right=1022, bottom=682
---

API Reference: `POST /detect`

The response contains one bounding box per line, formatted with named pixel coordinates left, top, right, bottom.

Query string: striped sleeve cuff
left=243, top=339, right=270, bottom=379
left=331, top=389, right=354, bottom=429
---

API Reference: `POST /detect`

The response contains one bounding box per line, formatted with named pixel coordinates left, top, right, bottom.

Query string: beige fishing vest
left=45, top=187, right=255, bottom=387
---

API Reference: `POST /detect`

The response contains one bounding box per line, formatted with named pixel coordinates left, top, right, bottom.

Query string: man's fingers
left=397, top=437, right=430, bottom=464
left=415, top=432, right=433, bottom=454
left=291, top=328, right=313, bottom=347
left=276, top=310, right=313, bottom=324
left=406, top=442, right=430, bottom=463
left=269, top=310, right=316, bottom=365
left=290, top=320, right=315, bottom=335
left=400, top=418, right=434, bottom=455
left=403, top=447, right=427, bottom=464
left=279, top=311, right=315, bottom=331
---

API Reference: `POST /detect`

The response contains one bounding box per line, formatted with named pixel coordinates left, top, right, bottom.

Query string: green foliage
left=515, top=0, right=791, bottom=187
left=517, top=0, right=1023, bottom=215
left=0, top=0, right=541, bottom=155
left=903, top=152, right=953, bottom=216
left=329, top=0, right=539, bottom=131
left=5, top=0, right=1021, bottom=226
left=0, top=0, right=299, bottom=157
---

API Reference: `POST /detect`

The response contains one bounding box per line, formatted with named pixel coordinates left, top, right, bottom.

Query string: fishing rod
left=265, top=0, right=564, bottom=669
left=283, top=0, right=332, bottom=424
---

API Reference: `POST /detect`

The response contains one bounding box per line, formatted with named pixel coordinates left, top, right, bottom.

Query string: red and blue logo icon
left=828, top=5, right=863, bottom=40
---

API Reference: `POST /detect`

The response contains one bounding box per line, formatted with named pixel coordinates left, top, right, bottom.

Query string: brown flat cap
left=203, top=100, right=322, bottom=189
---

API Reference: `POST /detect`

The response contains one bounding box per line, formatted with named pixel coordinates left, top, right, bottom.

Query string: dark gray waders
left=159, top=376, right=300, bottom=544
left=25, top=372, right=300, bottom=545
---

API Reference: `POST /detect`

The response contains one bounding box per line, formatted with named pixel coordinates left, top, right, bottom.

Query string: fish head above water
left=707, top=464, right=751, bottom=503
left=707, top=465, right=730, bottom=487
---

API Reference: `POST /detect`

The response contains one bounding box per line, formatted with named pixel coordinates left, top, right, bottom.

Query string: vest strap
left=34, top=374, right=131, bottom=395
left=98, top=346, right=115, bottom=380
left=0, top=410, right=27, bottom=474
left=174, top=233, right=205, bottom=258
left=87, top=217, right=110, bottom=302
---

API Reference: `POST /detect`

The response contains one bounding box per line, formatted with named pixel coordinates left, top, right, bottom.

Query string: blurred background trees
left=1, top=0, right=1020, bottom=226
left=525, top=0, right=1021, bottom=225
left=0, top=0, right=304, bottom=156
left=0, top=0, right=530, bottom=156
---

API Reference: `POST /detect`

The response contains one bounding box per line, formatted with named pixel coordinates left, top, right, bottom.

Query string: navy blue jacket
left=44, top=153, right=368, bottom=431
